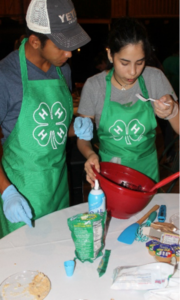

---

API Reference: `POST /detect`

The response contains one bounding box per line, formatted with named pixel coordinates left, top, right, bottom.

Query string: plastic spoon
left=149, top=171, right=180, bottom=192
left=117, top=205, right=160, bottom=244
left=135, top=93, right=170, bottom=106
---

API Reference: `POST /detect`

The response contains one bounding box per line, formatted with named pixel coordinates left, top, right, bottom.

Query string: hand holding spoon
left=136, top=93, right=170, bottom=106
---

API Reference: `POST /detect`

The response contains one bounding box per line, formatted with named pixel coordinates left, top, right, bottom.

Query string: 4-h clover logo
left=109, top=119, right=145, bottom=145
left=33, top=102, right=67, bottom=149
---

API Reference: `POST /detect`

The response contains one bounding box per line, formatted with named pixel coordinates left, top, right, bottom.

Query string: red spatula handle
left=149, top=172, right=180, bottom=192
left=137, top=205, right=160, bottom=225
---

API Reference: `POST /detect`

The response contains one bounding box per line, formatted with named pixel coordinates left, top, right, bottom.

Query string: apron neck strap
left=106, top=67, right=114, bottom=82
left=138, top=74, right=149, bottom=98
left=19, top=38, right=29, bottom=85
left=56, top=66, right=63, bottom=79
left=103, top=68, right=114, bottom=106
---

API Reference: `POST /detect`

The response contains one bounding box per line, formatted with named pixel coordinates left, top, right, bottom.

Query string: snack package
left=151, top=222, right=178, bottom=233
left=143, top=226, right=180, bottom=245
left=97, top=249, right=111, bottom=277
left=67, top=212, right=107, bottom=263
left=111, top=262, right=175, bottom=290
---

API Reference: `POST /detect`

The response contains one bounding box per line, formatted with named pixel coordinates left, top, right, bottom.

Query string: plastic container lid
left=169, top=213, right=180, bottom=230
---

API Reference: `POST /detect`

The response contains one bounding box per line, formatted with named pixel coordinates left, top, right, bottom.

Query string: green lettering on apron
left=98, top=68, right=159, bottom=183
left=0, top=39, right=73, bottom=238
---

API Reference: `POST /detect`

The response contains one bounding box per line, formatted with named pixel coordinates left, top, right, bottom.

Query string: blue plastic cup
left=64, top=260, right=75, bottom=277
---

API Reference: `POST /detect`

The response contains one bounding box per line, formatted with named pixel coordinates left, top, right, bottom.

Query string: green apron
left=0, top=39, right=73, bottom=238
left=98, top=68, right=159, bottom=182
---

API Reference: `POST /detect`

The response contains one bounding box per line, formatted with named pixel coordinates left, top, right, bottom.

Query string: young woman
left=77, top=18, right=179, bottom=186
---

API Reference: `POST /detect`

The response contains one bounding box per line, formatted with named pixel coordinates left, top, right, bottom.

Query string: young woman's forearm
left=77, top=139, right=95, bottom=159
left=168, top=105, right=179, bottom=134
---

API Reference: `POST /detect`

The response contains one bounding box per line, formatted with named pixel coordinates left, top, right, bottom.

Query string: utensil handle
left=149, top=171, right=180, bottom=192
left=137, top=205, right=160, bottom=225
left=148, top=211, right=157, bottom=223
left=149, top=98, right=170, bottom=106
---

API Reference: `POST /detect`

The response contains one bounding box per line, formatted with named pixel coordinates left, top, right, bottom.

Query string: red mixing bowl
left=93, top=162, right=157, bottom=219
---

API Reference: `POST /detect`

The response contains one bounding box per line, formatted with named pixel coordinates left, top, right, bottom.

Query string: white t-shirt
left=78, top=66, right=177, bottom=128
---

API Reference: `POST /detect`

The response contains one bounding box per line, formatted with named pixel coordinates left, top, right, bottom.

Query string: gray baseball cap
left=26, top=0, right=91, bottom=51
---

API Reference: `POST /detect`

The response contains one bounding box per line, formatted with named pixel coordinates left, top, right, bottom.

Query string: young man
left=0, top=0, right=92, bottom=238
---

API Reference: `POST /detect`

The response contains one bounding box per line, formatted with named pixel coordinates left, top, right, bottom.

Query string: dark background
left=0, top=16, right=178, bottom=85
left=71, top=18, right=179, bottom=83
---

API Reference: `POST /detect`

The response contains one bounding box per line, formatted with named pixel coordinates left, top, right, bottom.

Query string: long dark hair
left=108, top=18, right=152, bottom=62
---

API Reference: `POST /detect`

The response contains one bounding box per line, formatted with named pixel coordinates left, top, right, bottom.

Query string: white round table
left=0, top=193, right=179, bottom=300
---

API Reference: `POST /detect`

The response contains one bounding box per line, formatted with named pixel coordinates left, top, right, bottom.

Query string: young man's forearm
left=68, top=121, right=75, bottom=137
left=0, top=163, right=11, bottom=195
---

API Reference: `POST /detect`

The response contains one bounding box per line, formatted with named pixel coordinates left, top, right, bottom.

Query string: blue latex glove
left=73, top=117, right=93, bottom=140
left=2, top=185, right=33, bottom=227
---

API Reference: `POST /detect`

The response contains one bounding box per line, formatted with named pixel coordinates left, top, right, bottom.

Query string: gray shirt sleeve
left=143, top=66, right=177, bottom=101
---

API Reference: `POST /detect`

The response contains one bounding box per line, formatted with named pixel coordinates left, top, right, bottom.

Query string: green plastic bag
left=67, top=212, right=107, bottom=263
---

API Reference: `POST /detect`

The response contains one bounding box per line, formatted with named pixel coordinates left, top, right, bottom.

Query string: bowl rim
left=93, top=163, right=157, bottom=195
